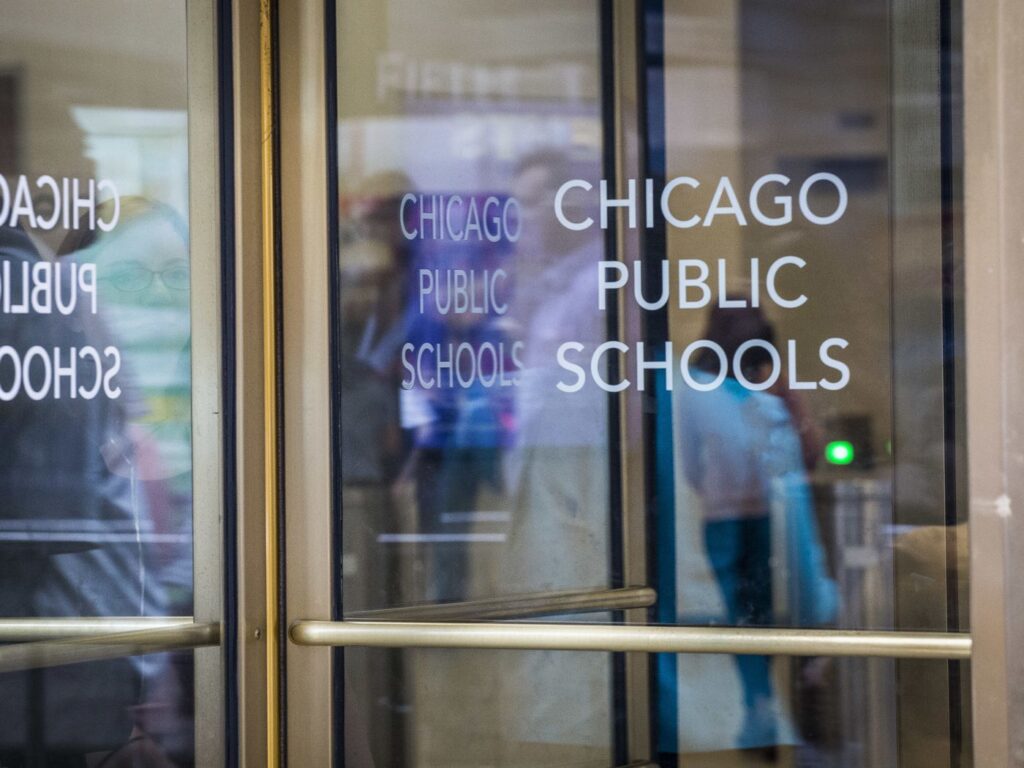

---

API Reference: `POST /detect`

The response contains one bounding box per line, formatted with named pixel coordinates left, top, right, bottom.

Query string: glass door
left=0, top=1, right=229, bottom=766
left=12, top=1, right=1024, bottom=766
left=276, top=0, right=1021, bottom=766
left=335, top=2, right=626, bottom=764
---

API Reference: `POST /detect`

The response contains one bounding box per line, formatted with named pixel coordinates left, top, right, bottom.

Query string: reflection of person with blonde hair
left=0, top=210, right=183, bottom=763
left=60, top=197, right=193, bottom=610
left=58, top=197, right=194, bottom=760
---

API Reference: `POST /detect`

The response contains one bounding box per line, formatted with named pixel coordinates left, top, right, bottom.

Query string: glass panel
left=652, top=0, right=968, bottom=763
left=0, top=649, right=198, bottom=766
left=0, top=2, right=199, bottom=764
left=337, top=0, right=609, bottom=610
left=332, top=0, right=968, bottom=766
left=335, top=1, right=614, bottom=764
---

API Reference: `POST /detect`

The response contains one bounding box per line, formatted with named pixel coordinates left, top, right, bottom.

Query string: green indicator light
left=825, top=440, right=855, bottom=466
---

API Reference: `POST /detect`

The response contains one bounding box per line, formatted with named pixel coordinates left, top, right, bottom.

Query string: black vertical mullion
left=600, top=2, right=629, bottom=764
left=323, top=0, right=345, bottom=766
left=217, top=0, right=239, bottom=762
left=269, top=0, right=288, bottom=761
left=638, top=0, right=672, bottom=760
left=939, top=0, right=966, bottom=762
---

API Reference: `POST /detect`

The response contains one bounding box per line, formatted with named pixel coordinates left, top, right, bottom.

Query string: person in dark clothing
left=0, top=224, right=176, bottom=766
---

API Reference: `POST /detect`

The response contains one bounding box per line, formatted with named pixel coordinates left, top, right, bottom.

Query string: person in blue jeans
left=671, top=303, right=838, bottom=755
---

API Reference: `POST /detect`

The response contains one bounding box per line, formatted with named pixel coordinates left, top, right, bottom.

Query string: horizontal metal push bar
left=0, top=620, right=220, bottom=673
left=348, top=586, right=656, bottom=622
left=290, top=620, right=971, bottom=660
left=0, top=616, right=194, bottom=643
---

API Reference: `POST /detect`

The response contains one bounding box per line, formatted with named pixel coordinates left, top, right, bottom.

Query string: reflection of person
left=670, top=304, right=837, bottom=754
left=497, top=149, right=612, bottom=758
left=505, top=149, right=608, bottom=523
left=62, top=200, right=195, bottom=760
left=399, top=196, right=513, bottom=603
left=61, top=198, right=194, bottom=612
left=336, top=174, right=410, bottom=620
left=0, top=219, right=180, bottom=764
left=336, top=175, right=419, bottom=768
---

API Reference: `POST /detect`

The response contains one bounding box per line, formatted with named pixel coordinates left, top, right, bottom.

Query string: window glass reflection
left=0, top=2, right=195, bottom=764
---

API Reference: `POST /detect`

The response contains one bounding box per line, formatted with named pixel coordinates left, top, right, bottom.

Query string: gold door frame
left=963, top=0, right=1024, bottom=764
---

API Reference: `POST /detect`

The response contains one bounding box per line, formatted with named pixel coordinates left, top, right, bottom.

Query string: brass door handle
left=347, top=586, right=656, bottom=622
left=290, top=620, right=971, bottom=660
left=0, top=619, right=220, bottom=673
left=0, top=616, right=194, bottom=643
